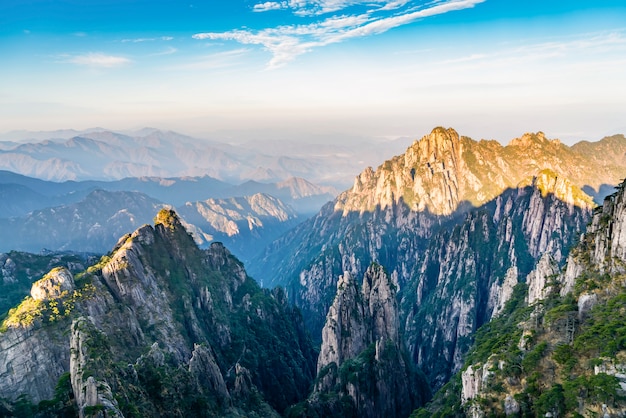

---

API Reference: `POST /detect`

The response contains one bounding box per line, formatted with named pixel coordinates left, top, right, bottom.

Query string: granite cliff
left=290, top=264, right=429, bottom=417
left=418, top=181, right=626, bottom=417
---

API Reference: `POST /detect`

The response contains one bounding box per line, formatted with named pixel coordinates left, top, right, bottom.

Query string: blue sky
left=1, top=0, right=625, bottom=143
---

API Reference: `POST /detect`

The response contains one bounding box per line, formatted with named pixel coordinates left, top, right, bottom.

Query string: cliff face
left=419, top=181, right=626, bottom=417
left=295, top=264, right=428, bottom=418
left=0, top=209, right=316, bottom=416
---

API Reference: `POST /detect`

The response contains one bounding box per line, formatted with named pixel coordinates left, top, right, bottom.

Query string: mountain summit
left=336, top=127, right=622, bottom=217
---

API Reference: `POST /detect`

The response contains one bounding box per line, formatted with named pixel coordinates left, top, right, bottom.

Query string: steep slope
left=417, top=181, right=626, bottom=417
left=0, top=209, right=316, bottom=416
left=250, top=127, right=598, bottom=391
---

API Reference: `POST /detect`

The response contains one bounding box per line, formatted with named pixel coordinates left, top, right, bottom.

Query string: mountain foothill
left=1, top=127, right=626, bottom=417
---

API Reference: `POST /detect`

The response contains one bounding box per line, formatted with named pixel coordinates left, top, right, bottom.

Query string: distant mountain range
left=0, top=170, right=337, bottom=260
left=0, top=128, right=411, bottom=189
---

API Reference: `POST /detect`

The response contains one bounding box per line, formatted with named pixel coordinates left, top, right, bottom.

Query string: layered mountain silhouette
left=0, top=128, right=410, bottom=189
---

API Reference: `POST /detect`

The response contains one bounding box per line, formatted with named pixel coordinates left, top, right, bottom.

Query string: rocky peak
left=317, top=264, right=399, bottom=374
left=361, top=263, right=399, bottom=345
left=70, top=317, right=123, bottom=418
left=337, top=126, right=468, bottom=215
left=31, top=267, right=75, bottom=301
left=308, top=264, right=425, bottom=417
left=412, top=126, right=462, bottom=166
left=526, top=169, right=595, bottom=210
left=316, top=271, right=366, bottom=374
left=508, top=131, right=558, bottom=148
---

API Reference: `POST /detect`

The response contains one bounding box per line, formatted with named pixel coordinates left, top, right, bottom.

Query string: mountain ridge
left=0, top=209, right=317, bottom=416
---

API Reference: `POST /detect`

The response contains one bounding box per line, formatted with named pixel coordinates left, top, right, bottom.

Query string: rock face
left=526, top=253, right=559, bottom=305
left=30, top=267, right=75, bottom=301
left=304, top=264, right=427, bottom=418
left=177, top=192, right=301, bottom=263
left=0, top=209, right=316, bottom=416
left=420, top=176, right=626, bottom=416
left=70, top=317, right=123, bottom=418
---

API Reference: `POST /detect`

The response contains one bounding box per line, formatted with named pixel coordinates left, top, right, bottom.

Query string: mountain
left=0, top=169, right=335, bottom=217
left=417, top=181, right=626, bottom=417
left=0, top=170, right=334, bottom=259
left=229, top=177, right=337, bottom=215
left=0, top=128, right=409, bottom=189
left=177, top=193, right=302, bottom=263
left=250, top=127, right=612, bottom=392
left=0, top=189, right=303, bottom=266
left=1, top=126, right=625, bottom=417
left=0, top=210, right=317, bottom=417
left=0, top=190, right=166, bottom=253
left=290, top=264, right=430, bottom=417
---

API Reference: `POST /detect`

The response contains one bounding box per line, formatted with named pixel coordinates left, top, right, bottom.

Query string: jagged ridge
left=0, top=209, right=317, bottom=416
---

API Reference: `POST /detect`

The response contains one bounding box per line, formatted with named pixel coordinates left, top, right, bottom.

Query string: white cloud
left=194, top=0, right=486, bottom=68
left=66, top=53, right=131, bottom=68
left=150, top=47, right=178, bottom=57
left=253, top=2, right=287, bottom=12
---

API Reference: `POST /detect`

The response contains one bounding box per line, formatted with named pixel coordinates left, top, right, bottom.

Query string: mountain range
left=249, top=127, right=625, bottom=388
left=0, top=126, right=626, bottom=417
left=0, top=168, right=339, bottom=263
left=0, top=128, right=411, bottom=189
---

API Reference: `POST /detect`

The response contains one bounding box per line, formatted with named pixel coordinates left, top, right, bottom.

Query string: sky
left=1, top=0, right=625, bottom=144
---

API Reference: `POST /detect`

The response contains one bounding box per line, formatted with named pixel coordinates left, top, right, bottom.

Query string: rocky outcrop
left=526, top=253, right=559, bottom=305
left=188, top=343, right=230, bottom=404
left=30, top=267, right=75, bottom=301
left=309, top=264, right=425, bottom=418
left=70, top=317, right=123, bottom=418
left=489, top=267, right=519, bottom=318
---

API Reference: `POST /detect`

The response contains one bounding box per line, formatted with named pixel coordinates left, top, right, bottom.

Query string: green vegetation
left=0, top=251, right=91, bottom=321
left=416, top=261, right=626, bottom=417
left=1, top=281, right=96, bottom=332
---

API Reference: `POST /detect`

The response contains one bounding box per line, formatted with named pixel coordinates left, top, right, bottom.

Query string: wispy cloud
left=121, top=36, right=174, bottom=43
left=194, top=0, right=486, bottom=68
left=65, top=53, right=131, bottom=68
left=457, top=30, right=626, bottom=66
left=168, top=49, right=250, bottom=71
left=150, top=47, right=178, bottom=57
